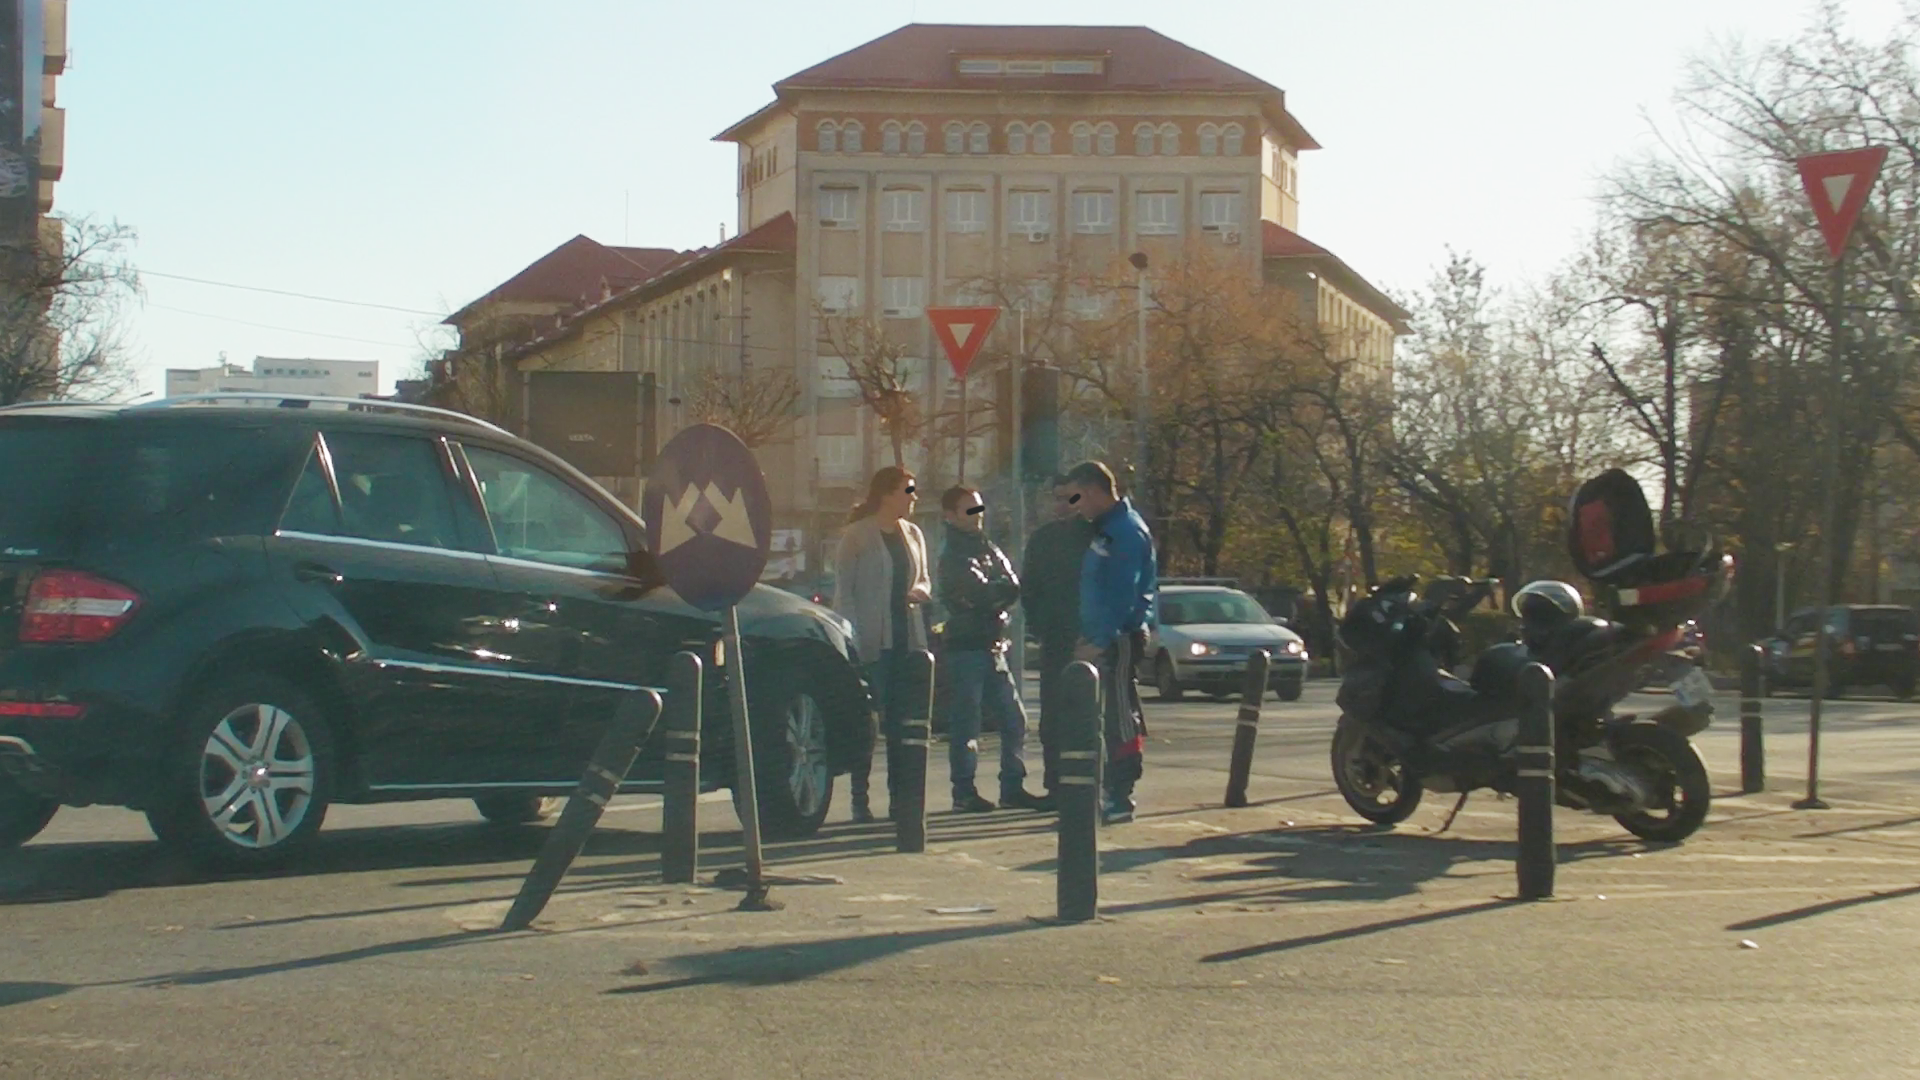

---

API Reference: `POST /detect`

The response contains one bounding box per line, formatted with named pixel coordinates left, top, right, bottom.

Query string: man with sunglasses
left=1020, top=474, right=1097, bottom=807
left=1064, top=460, right=1157, bottom=825
left=936, top=486, right=1044, bottom=812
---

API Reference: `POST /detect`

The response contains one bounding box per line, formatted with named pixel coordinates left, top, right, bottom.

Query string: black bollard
left=1740, top=645, right=1766, bottom=795
left=893, top=650, right=934, bottom=854
left=502, top=689, right=662, bottom=932
left=1223, top=650, right=1271, bottom=808
left=660, top=652, right=704, bottom=885
left=1515, top=663, right=1556, bottom=901
left=1056, top=660, right=1103, bottom=923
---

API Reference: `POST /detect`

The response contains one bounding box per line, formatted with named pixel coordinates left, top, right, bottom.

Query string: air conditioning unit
left=1222, top=230, right=1242, bottom=245
left=1026, top=229, right=1050, bottom=243
left=820, top=219, right=844, bottom=229
left=883, top=308, right=907, bottom=317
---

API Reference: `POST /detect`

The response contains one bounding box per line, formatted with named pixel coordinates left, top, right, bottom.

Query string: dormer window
left=954, top=55, right=1107, bottom=77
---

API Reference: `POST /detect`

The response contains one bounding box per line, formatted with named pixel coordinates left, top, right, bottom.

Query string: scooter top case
left=1567, top=469, right=1725, bottom=629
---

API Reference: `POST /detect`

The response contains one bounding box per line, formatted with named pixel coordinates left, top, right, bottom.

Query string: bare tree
left=684, top=364, right=801, bottom=448
left=0, top=217, right=140, bottom=406
left=815, top=304, right=926, bottom=469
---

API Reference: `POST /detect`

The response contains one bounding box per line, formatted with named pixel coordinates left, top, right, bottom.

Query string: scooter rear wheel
left=1611, top=723, right=1712, bottom=843
left=1331, top=717, right=1424, bottom=826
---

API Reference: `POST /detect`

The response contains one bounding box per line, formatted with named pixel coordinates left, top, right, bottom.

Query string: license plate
left=1876, top=643, right=1905, bottom=652
left=1672, top=667, right=1714, bottom=709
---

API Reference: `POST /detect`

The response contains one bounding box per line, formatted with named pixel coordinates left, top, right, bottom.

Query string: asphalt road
left=5, top=681, right=1920, bottom=1079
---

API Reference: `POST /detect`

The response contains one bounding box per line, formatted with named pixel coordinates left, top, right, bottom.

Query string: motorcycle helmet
left=1512, top=580, right=1584, bottom=625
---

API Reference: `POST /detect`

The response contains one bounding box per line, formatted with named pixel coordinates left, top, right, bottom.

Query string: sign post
left=928, top=306, right=1001, bottom=485
left=644, top=423, right=780, bottom=909
left=1792, top=146, right=1887, bottom=813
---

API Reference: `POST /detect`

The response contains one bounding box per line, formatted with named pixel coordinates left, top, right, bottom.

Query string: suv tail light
left=20, top=570, right=142, bottom=644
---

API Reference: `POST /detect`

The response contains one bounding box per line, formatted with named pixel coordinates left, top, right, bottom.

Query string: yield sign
left=1796, top=146, right=1888, bottom=261
left=926, top=306, right=1001, bottom=379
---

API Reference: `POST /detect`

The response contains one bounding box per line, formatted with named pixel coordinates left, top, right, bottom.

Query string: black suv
left=1762, top=605, right=1920, bottom=699
left=0, top=397, right=873, bottom=867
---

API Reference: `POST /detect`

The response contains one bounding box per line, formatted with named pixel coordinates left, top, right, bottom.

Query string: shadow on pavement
left=1197, top=899, right=1515, bottom=963
left=606, top=922, right=1037, bottom=995
left=1725, top=884, right=1920, bottom=932
left=0, top=981, right=75, bottom=1009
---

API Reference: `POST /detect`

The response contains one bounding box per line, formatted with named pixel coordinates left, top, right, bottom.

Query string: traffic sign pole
left=1791, top=146, right=1886, bottom=813
left=724, top=605, right=779, bottom=909
left=927, top=307, right=1001, bottom=490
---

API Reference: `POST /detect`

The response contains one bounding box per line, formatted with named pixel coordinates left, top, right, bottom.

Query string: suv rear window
left=0, top=418, right=300, bottom=557
left=1853, top=609, right=1919, bottom=639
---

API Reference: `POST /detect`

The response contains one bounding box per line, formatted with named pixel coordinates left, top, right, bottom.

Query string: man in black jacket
left=937, top=486, right=1044, bottom=812
left=1021, top=475, right=1096, bottom=802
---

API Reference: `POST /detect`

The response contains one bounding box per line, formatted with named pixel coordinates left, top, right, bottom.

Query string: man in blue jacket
left=1065, top=460, right=1157, bottom=824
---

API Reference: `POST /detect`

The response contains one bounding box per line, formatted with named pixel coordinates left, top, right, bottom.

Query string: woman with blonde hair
left=833, top=465, right=931, bottom=823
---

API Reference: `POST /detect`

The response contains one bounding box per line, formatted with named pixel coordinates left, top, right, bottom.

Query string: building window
left=1096, top=122, right=1116, bottom=156
left=957, top=58, right=1002, bottom=75
left=947, top=189, right=988, bottom=233
left=816, top=120, right=839, bottom=154
left=1006, top=122, right=1028, bottom=156
left=1007, top=189, right=1052, bottom=235
left=1052, top=58, right=1103, bottom=74
left=969, top=122, right=989, bottom=154
left=944, top=121, right=965, bottom=154
left=1067, top=284, right=1109, bottom=319
left=881, top=188, right=925, bottom=232
left=1198, top=123, right=1219, bottom=156
left=1159, top=124, right=1180, bottom=156
left=1071, top=190, right=1115, bottom=233
left=882, top=276, right=926, bottom=318
left=817, top=187, right=857, bottom=228
left=1031, top=122, right=1053, bottom=155
left=1071, top=122, right=1092, bottom=156
left=881, top=121, right=902, bottom=155
left=1200, top=191, right=1242, bottom=231
left=842, top=120, right=864, bottom=154
left=1137, top=192, right=1180, bottom=235
left=1005, top=59, right=1047, bottom=76
left=1134, top=123, right=1156, bottom=156
left=815, top=275, right=860, bottom=314
left=906, top=121, right=926, bottom=155
left=1222, top=123, right=1244, bottom=156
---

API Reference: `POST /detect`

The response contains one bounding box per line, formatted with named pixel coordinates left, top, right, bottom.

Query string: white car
left=1147, top=585, right=1309, bottom=702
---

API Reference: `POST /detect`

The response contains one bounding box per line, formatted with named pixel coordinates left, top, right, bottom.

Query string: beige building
left=446, top=24, right=1408, bottom=557
left=165, top=356, right=381, bottom=399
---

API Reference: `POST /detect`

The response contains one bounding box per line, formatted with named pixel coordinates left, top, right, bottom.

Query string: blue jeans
left=941, top=649, right=1029, bottom=797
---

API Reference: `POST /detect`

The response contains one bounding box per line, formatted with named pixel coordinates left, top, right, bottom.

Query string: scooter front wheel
left=1331, top=717, right=1424, bottom=826
left=1611, top=723, right=1712, bottom=843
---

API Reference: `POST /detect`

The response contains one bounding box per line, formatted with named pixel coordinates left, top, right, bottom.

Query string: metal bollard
left=1056, top=660, right=1103, bottom=923
left=660, top=652, right=704, bottom=885
left=1224, top=650, right=1271, bottom=808
left=1740, top=644, right=1766, bottom=795
left=1515, top=663, right=1556, bottom=901
left=503, top=689, right=663, bottom=932
left=892, top=650, right=934, bottom=854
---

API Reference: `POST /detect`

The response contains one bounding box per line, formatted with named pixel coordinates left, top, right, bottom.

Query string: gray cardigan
left=834, top=515, right=931, bottom=662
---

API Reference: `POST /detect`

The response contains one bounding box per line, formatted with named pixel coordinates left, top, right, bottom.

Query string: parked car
left=0, top=396, right=873, bottom=867
left=1146, top=584, right=1309, bottom=702
left=1759, top=605, right=1920, bottom=699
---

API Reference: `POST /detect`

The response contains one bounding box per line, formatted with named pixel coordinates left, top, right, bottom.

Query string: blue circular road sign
left=642, top=424, right=773, bottom=612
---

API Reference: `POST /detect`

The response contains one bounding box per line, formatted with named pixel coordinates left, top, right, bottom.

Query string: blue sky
left=58, top=0, right=1905, bottom=395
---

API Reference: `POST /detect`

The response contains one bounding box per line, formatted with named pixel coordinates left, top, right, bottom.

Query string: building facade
left=445, top=24, right=1408, bottom=567
left=165, top=356, right=381, bottom=399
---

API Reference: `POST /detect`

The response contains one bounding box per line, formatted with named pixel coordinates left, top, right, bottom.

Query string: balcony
left=43, top=0, right=67, bottom=76
left=38, top=106, right=62, bottom=181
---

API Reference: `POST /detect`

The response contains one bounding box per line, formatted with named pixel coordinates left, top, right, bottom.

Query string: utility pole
left=1010, top=306, right=1027, bottom=689
left=1129, top=252, right=1150, bottom=511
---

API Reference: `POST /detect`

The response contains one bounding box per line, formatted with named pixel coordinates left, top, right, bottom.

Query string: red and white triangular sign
left=1796, top=146, right=1888, bottom=261
left=926, top=306, right=1001, bottom=379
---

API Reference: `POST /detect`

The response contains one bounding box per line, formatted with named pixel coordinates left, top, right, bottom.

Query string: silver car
left=1147, top=585, right=1309, bottom=702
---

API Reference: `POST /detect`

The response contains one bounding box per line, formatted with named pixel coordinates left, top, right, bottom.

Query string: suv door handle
left=294, top=562, right=344, bottom=586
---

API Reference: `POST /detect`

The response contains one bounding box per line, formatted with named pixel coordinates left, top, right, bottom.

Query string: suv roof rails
left=126, top=393, right=512, bottom=437
left=0, top=399, right=115, bottom=413
left=1161, top=577, right=1241, bottom=588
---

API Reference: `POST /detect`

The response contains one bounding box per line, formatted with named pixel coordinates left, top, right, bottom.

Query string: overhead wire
left=144, top=302, right=422, bottom=349
left=135, top=268, right=445, bottom=317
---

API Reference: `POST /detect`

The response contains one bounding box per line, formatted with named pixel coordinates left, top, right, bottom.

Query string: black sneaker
left=953, top=791, right=998, bottom=814
left=1000, top=788, right=1053, bottom=812
left=850, top=800, right=876, bottom=824
left=1100, top=794, right=1136, bottom=825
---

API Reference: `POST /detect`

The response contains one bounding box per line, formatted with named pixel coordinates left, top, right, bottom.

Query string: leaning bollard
left=1224, top=650, right=1272, bottom=808
left=502, top=689, right=663, bottom=932
left=893, top=650, right=935, bottom=854
left=1056, top=660, right=1104, bottom=923
left=1514, top=663, right=1556, bottom=901
left=660, top=652, right=704, bottom=885
left=1740, top=644, right=1766, bottom=795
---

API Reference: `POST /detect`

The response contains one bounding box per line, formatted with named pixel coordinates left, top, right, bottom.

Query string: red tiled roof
left=504, top=214, right=798, bottom=360
left=779, top=24, right=1274, bottom=94
left=1261, top=220, right=1330, bottom=259
left=1261, top=221, right=1411, bottom=332
left=445, top=236, right=684, bottom=326
left=721, top=25, right=1318, bottom=149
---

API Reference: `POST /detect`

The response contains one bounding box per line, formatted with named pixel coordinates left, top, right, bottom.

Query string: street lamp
left=1129, top=251, right=1149, bottom=506
left=1774, top=541, right=1794, bottom=631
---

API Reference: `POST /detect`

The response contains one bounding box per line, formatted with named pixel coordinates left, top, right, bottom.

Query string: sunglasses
left=1068, top=493, right=1082, bottom=505
left=966, top=504, right=985, bottom=516
left=902, top=483, right=916, bottom=495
